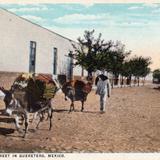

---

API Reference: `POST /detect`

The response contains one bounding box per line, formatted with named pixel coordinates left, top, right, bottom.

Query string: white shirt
left=96, top=79, right=111, bottom=96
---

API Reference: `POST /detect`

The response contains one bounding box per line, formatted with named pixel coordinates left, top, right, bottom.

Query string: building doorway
left=67, top=51, right=73, bottom=80
left=29, top=41, right=36, bottom=73
left=53, top=47, right=57, bottom=75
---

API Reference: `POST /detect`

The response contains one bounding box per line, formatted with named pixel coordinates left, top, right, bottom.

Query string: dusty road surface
left=0, top=85, right=160, bottom=152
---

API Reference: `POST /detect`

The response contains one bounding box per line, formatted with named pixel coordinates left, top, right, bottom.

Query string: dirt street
left=0, top=85, right=160, bottom=152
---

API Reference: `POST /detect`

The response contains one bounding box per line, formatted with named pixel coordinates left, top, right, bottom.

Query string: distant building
left=145, top=72, right=153, bottom=82
left=0, top=8, right=84, bottom=82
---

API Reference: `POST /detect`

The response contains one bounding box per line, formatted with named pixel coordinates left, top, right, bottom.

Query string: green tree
left=129, top=56, right=151, bottom=86
left=72, top=30, right=113, bottom=80
left=153, top=69, right=160, bottom=83
left=106, top=41, right=131, bottom=87
left=121, top=60, right=133, bottom=87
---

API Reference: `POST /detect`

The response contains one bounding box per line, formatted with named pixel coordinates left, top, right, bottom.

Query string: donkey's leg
left=22, top=113, right=29, bottom=138
left=30, top=112, right=38, bottom=123
left=48, top=107, right=53, bottom=130
left=14, top=115, right=23, bottom=133
left=69, top=103, right=72, bottom=112
left=72, top=102, right=75, bottom=111
left=81, top=101, right=84, bottom=112
left=46, top=109, right=49, bottom=121
left=46, top=100, right=51, bottom=120
left=69, top=101, right=74, bottom=112
left=36, top=112, right=44, bottom=129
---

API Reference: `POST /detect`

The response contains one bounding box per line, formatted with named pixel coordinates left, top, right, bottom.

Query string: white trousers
left=100, top=93, right=107, bottom=111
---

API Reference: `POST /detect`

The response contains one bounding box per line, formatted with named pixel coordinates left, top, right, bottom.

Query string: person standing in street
left=95, top=71, right=111, bottom=113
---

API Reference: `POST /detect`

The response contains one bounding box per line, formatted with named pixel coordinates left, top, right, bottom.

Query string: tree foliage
left=129, top=56, right=151, bottom=78
left=106, top=41, right=131, bottom=76
left=121, top=61, right=132, bottom=77
left=72, top=30, right=130, bottom=78
left=72, top=30, right=111, bottom=76
left=153, top=69, right=160, bottom=80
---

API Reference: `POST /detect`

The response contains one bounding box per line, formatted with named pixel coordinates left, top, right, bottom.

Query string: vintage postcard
left=0, top=0, right=160, bottom=159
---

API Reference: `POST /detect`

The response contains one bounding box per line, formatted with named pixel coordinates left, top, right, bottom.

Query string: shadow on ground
left=0, top=117, right=14, bottom=123
left=53, top=109, right=69, bottom=113
left=0, top=127, right=14, bottom=135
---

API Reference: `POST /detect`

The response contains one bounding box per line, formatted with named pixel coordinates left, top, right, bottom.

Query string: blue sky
left=1, top=3, right=160, bottom=70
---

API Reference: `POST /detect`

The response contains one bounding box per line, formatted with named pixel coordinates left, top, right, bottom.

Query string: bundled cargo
left=12, top=73, right=58, bottom=101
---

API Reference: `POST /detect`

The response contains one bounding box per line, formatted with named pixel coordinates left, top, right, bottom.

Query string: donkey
left=62, top=80, right=92, bottom=112
left=0, top=74, right=57, bottom=138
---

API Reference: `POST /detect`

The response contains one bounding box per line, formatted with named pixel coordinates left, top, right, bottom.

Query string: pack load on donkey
left=12, top=73, right=58, bottom=110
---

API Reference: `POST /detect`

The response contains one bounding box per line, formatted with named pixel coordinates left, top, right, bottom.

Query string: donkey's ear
left=0, top=87, right=8, bottom=94
left=0, top=87, right=4, bottom=91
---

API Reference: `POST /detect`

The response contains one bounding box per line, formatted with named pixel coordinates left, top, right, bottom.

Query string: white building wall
left=0, top=8, right=82, bottom=76
left=145, top=72, right=153, bottom=81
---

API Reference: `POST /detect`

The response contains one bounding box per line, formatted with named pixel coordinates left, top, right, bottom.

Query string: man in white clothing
left=95, top=71, right=111, bottom=113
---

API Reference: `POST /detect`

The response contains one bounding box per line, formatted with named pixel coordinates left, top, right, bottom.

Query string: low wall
left=0, top=72, right=84, bottom=89
left=0, top=71, right=21, bottom=89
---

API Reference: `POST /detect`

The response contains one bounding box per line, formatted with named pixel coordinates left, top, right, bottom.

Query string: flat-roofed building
left=0, top=8, right=84, bottom=86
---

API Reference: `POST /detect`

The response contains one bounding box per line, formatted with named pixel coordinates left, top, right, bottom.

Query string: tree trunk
left=114, top=75, right=119, bottom=86
left=143, top=77, right=145, bottom=86
left=127, top=75, right=131, bottom=87
left=87, top=70, right=93, bottom=81
left=120, top=76, right=123, bottom=88
left=124, top=77, right=126, bottom=87
left=126, top=76, right=131, bottom=86
left=137, top=77, right=140, bottom=86
left=111, top=74, right=114, bottom=89
left=111, top=78, right=114, bottom=89
left=134, top=77, right=136, bottom=87
left=129, top=75, right=132, bottom=87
